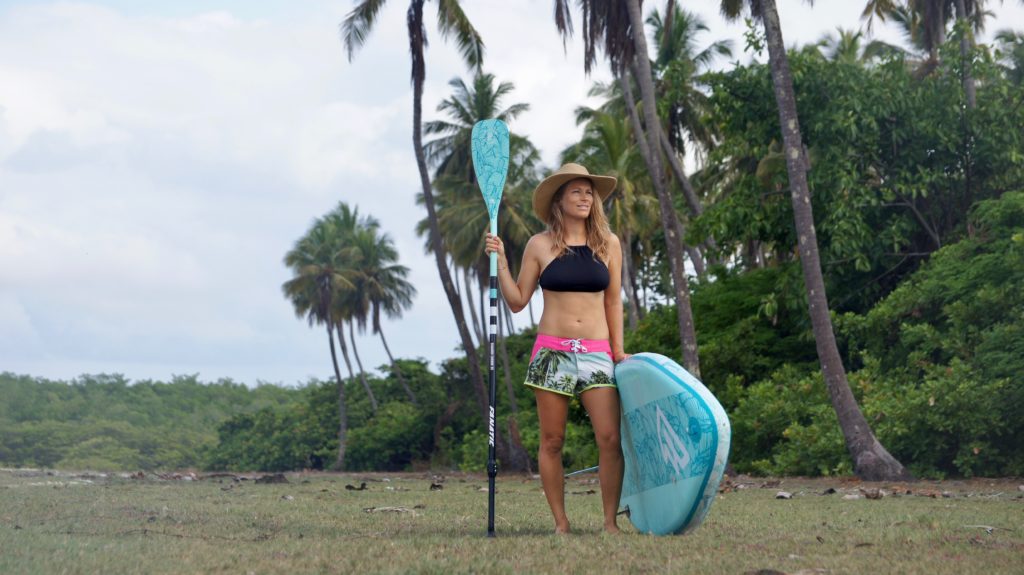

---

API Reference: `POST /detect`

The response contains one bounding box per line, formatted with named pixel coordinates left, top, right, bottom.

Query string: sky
left=1, top=0, right=1021, bottom=387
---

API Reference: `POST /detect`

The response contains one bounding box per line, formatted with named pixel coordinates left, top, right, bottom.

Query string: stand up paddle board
left=615, top=353, right=731, bottom=535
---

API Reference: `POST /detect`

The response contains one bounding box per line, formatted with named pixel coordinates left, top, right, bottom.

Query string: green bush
left=729, top=366, right=848, bottom=475
left=626, top=266, right=818, bottom=411
left=855, top=359, right=1021, bottom=478
left=842, top=192, right=1024, bottom=477
left=345, top=402, right=431, bottom=471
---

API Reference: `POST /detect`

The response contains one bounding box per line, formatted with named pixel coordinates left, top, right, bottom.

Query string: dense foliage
left=0, top=373, right=294, bottom=470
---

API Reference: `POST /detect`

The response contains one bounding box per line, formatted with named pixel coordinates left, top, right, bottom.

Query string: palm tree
left=421, top=72, right=540, bottom=291
left=554, top=0, right=702, bottom=377
left=862, top=0, right=1005, bottom=103
left=995, top=28, right=1024, bottom=85
left=721, top=0, right=911, bottom=481
left=345, top=224, right=419, bottom=406
left=425, top=73, right=529, bottom=179
left=323, top=204, right=380, bottom=413
left=282, top=216, right=356, bottom=470
left=526, top=348, right=571, bottom=390
left=647, top=4, right=732, bottom=164
left=815, top=27, right=908, bottom=63
left=342, top=0, right=490, bottom=420
left=420, top=72, right=540, bottom=471
left=647, top=4, right=735, bottom=272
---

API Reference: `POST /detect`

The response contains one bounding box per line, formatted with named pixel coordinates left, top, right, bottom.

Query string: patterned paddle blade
left=471, top=119, right=510, bottom=221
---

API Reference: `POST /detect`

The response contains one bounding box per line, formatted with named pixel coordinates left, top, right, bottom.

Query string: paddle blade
left=471, top=119, right=510, bottom=221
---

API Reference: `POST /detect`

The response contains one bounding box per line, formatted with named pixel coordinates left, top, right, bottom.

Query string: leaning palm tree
left=341, top=0, right=490, bottom=419
left=553, top=0, right=702, bottom=376
left=322, top=203, right=380, bottom=413
left=282, top=216, right=356, bottom=470
left=721, top=0, right=911, bottom=481
left=345, top=224, right=419, bottom=406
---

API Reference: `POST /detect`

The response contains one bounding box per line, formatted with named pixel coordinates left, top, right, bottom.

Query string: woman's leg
left=580, top=387, right=623, bottom=533
left=534, top=388, right=571, bottom=533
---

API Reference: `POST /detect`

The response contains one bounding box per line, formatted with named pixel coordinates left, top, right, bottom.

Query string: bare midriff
left=537, top=290, right=609, bottom=340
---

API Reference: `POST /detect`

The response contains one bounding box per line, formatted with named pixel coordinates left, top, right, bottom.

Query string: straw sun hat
left=532, top=163, right=617, bottom=223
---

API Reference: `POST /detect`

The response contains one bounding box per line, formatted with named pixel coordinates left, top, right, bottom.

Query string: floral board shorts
left=524, top=334, right=617, bottom=397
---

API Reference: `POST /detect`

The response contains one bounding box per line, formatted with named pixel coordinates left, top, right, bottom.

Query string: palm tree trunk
left=527, top=298, right=536, bottom=327
left=954, top=0, right=977, bottom=109
left=464, top=267, right=484, bottom=346
left=639, top=251, right=648, bottom=309
left=479, top=282, right=487, bottom=343
left=617, top=72, right=654, bottom=171
left=625, top=0, right=701, bottom=377
left=377, top=324, right=417, bottom=406
left=348, top=321, right=373, bottom=407
left=498, top=305, right=530, bottom=471
left=629, top=242, right=645, bottom=320
left=657, top=114, right=704, bottom=218
left=759, top=0, right=910, bottom=481
left=689, top=249, right=706, bottom=277
left=327, top=324, right=347, bottom=471
left=953, top=0, right=975, bottom=214
left=408, top=0, right=488, bottom=419
left=621, top=226, right=640, bottom=330
left=335, top=322, right=356, bottom=380
left=337, top=322, right=377, bottom=413
left=620, top=69, right=711, bottom=276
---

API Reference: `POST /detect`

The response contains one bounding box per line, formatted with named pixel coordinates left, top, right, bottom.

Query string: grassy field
left=0, top=469, right=1021, bottom=574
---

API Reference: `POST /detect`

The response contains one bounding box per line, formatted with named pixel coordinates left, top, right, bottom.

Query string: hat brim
left=532, top=172, right=617, bottom=223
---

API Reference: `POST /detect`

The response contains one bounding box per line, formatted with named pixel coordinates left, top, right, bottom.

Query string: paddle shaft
left=564, top=465, right=599, bottom=478
left=486, top=218, right=498, bottom=537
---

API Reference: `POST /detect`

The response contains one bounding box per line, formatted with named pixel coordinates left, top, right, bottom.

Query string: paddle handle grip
left=488, top=218, right=498, bottom=277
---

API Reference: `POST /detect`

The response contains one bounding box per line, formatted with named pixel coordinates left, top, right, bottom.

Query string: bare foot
left=554, top=523, right=571, bottom=535
left=603, top=523, right=621, bottom=535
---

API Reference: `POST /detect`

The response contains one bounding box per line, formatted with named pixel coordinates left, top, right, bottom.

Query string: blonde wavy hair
left=547, top=179, right=612, bottom=263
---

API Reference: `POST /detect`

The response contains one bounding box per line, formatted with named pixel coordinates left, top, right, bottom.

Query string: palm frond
left=436, top=0, right=485, bottom=71
left=341, top=0, right=389, bottom=60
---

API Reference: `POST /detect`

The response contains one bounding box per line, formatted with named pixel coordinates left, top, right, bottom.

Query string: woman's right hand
left=484, top=232, right=504, bottom=257
left=484, top=233, right=509, bottom=271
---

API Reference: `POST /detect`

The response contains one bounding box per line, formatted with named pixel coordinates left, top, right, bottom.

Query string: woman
left=485, top=162, right=629, bottom=535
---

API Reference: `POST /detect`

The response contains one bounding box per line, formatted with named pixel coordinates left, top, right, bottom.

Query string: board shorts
left=524, top=334, right=617, bottom=397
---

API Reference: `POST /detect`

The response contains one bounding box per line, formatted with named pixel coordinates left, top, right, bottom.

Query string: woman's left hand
left=613, top=352, right=632, bottom=363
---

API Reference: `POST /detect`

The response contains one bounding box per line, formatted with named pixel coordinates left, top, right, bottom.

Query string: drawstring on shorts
left=561, top=338, right=588, bottom=353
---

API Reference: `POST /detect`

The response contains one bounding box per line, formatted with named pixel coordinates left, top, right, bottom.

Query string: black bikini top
left=538, top=245, right=610, bottom=293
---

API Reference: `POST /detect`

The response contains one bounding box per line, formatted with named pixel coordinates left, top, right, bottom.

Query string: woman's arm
left=485, top=233, right=542, bottom=313
left=604, top=234, right=629, bottom=362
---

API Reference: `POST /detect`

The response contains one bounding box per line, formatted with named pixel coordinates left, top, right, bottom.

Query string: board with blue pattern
left=616, top=353, right=731, bottom=535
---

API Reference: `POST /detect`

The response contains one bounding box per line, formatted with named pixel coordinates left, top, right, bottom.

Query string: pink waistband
left=530, top=333, right=612, bottom=361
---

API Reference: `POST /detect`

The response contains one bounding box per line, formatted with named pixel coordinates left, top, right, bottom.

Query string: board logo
left=656, top=405, right=691, bottom=476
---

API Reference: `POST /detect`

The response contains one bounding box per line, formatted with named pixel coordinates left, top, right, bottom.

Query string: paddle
left=471, top=119, right=510, bottom=538
left=564, top=465, right=599, bottom=478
